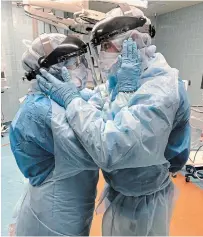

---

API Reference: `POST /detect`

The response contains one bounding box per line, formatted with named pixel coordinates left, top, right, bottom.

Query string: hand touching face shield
left=37, top=67, right=80, bottom=108
left=117, top=38, right=141, bottom=93
left=37, top=38, right=141, bottom=109
left=108, top=38, right=141, bottom=101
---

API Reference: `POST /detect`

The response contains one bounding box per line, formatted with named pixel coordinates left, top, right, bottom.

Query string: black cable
left=191, top=108, right=203, bottom=113
left=54, top=26, right=59, bottom=33
left=193, top=144, right=203, bottom=163
left=1, top=111, right=4, bottom=122
left=68, top=26, right=88, bottom=35
left=190, top=106, right=203, bottom=162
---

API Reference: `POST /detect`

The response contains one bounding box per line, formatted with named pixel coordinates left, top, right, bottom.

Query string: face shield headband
left=23, top=35, right=88, bottom=81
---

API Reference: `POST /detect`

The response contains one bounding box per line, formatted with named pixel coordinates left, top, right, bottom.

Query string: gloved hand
left=48, top=67, right=63, bottom=81
left=108, top=75, right=118, bottom=102
left=108, top=56, right=122, bottom=101
left=117, top=38, right=141, bottom=92
left=37, top=67, right=80, bottom=108
left=79, top=88, right=95, bottom=101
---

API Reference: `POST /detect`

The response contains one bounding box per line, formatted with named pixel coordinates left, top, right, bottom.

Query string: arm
left=80, top=88, right=96, bottom=101
left=80, top=83, right=110, bottom=110
left=66, top=76, right=179, bottom=171
left=37, top=39, right=180, bottom=171
left=165, top=80, right=191, bottom=172
left=165, top=121, right=190, bottom=173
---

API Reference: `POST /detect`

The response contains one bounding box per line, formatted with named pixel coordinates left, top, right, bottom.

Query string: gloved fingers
left=121, top=40, right=128, bottom=58
left=111, top=84, right=118, bottom=102
left=38, top=82, right=50, bottom=95
left=61, top=66, right=71, bottom=82
left=41, top=82, right=53, bottom=95
left=108, top=75, right=117, bottom=92
left=132, top=41, right=138, bottom=60
left=36, top=74, right=49, bottom=88
left=116, top=55, right=122, bottom=69
left=127, top=38, right=133, bottom=59
left=48, top=67, right=58, bottom=74
left=36, top=75, right=50, bottom=90
left=48, top=67, right=60, bottom=76
left=137, top=51, right=142, bottom=65
left=36, top=75, right=52, bottom=94
left=40, top=68, right=60, bottom=85
left=49, top=68, right=64, bottom=82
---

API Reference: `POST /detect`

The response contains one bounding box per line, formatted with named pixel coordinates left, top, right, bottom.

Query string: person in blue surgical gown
left=37, top=5, right=191, bottom=236
left=9, top=33, right=100, bottom=236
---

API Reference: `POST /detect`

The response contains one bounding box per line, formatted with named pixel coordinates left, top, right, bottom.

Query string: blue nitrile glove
left=117, top=38, right=141, bottom=92
left=108, top=56, right=122, bottom=101
left=48, top=67, right=63, bottom=81
left=109, top=75, right=118, bottom=102
left=79, top=88, right=95, bottom=101
left=37, top=67, right=80, bottom=108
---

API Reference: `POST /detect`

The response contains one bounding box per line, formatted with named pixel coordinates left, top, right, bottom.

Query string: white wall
left=1, top=2, right=203, bottom=122
left=1, top=2, right=32, bottom=123
left=1, top=2, right=65, bottom=122
left=154, top=3, right=203, bottom=105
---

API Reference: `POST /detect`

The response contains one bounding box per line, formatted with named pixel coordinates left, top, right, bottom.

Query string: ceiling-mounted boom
left=24, top=5, right=76, bottom=30
left=22, top=0, right=148, bottom=32
left=23, top=0, right=107, bottom=34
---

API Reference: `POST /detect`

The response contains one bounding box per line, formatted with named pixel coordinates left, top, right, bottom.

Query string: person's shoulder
left=12, top=94, right=52, bottom=129
left=178, top=79, right=189, bottom=106
left=24, top=94, right=52, bottom=117
left=174, top=79, right=190, bottom=125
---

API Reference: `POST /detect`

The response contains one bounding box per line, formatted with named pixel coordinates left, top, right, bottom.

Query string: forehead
left=100, top=41, right=119, bottom=53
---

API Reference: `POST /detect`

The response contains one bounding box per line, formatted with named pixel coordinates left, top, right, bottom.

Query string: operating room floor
left=1, top=135, right=25, bottom=236
left=1, top=135, right=203, bottom=236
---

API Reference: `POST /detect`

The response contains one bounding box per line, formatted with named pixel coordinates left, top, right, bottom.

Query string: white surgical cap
left=104, top=5, right=152, bottom=51
left=22, top=33, right=66, bottom=72
left=101, top=6, right=156, bottom=70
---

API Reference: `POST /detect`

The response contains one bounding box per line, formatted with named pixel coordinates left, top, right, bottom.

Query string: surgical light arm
left=24, top=5, right=97, bottom=35
left=22, top=0, right=147, bottom=30
left=24, top=5, right=76, bottom=30
left=23, top=0, right=148, bottom=12
left=23, top=0, right=106, bottom=28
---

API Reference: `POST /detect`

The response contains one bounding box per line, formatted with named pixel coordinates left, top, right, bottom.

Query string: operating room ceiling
left=145, top=1, right=202, bottom=16
left=89, top=1, right=202, bottom=16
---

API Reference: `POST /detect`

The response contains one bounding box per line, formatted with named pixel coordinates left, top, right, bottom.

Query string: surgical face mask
left=98, top=51, right=119, bottom=73
left=69, top=63, right=88, bottom=90
left=49, top=56, right=88, bottom=88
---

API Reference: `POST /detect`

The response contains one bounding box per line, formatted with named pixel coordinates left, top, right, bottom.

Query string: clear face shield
left=90, top=16, right=147, bottom=84
left=98, top=40, right=121, bottom=83
left=50, top=54, right=89, bottom=90
left=89, top=39, right=121, bottom=84
left=23, top=35, right=97, bottom=89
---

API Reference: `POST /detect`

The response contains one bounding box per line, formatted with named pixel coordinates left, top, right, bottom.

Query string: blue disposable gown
left=165, top=79, right=191, bottom=172
left=9, top=85, right=99, bottom=236
left=64, top=53, right=191, bottom=235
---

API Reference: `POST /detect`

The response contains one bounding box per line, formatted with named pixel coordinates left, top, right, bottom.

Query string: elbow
left=169, top=149, right=189, bottom=172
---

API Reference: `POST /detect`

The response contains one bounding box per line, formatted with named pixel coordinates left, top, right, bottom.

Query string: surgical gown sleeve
left=165, top=79, right=191, bottom=172
left=80, top=88, right=95, bottom=101
left=66, top=75, right=180, bottom=171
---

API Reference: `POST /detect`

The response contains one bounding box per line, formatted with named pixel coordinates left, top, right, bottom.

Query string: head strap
left=118, top=3, right=133, bottom=16
left=40, top=35, right=53, bottom=56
